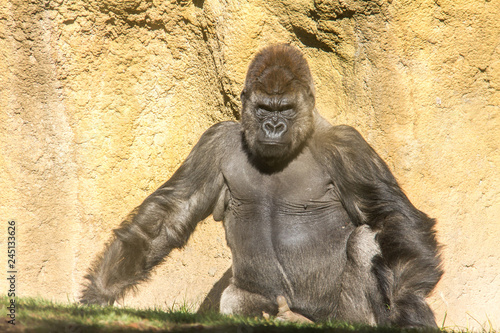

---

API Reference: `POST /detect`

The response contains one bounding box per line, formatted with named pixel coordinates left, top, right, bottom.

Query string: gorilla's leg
left=220, top=284, right=277, bottom=317
left=220, top=285, right=312, bottom=323
left=336, top=225, right=388, bottom=326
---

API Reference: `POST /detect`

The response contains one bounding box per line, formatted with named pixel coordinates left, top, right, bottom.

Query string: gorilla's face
left=241, top=49, right=315, bottom=168
left=241, top=79, right=314, bottom=167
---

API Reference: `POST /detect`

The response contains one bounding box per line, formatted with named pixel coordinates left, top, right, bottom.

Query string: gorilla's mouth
left=258, top=140, right=286, bottom=146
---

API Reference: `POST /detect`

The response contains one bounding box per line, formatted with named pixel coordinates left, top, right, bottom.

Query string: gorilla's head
left=241, top=44, right=316, bottom=169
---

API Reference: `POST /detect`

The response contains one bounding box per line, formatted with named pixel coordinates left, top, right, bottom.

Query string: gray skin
left=81, top=44, right=442, bottom=328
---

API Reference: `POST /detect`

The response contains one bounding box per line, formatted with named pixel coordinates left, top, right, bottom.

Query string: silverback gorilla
left=81, top=44, right=442, bottom=327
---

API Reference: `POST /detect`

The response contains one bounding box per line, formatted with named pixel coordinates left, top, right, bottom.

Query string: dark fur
left=81, top=44, right=442, bottom=328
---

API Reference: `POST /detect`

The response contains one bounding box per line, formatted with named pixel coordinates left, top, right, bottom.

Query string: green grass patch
left=0, top=296, right=492, bottom=333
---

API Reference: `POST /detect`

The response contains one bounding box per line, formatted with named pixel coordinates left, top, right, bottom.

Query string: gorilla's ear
left=240, top=89, right=247, bottom=101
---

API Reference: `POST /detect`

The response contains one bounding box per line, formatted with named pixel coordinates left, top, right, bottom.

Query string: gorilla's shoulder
left=196, top=121, right=242, bottom=151
left=330, top=125, right=364, bottom=138
left=207, top=121, right=241, bottom=133
left=202, top=120, right=241, bottom=139
left=315, top=124, right=367, bottom=148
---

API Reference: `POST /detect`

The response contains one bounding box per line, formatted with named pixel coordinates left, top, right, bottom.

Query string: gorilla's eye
left=280, top=108, right=295, bottom=118
left=256, top=107, right=273, bottom=118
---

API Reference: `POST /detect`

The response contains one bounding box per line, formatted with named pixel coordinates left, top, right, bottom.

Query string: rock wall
left=1, top=0, right=498, bottom=329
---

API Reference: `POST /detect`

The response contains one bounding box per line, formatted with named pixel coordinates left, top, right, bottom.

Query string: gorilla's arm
left=320, top=125, right=442, bottom=327
left=80, top=122, right=234, bottom=305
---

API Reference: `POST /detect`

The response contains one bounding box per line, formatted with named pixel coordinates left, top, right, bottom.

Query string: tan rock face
left=1, top=0, right=498, bottom=329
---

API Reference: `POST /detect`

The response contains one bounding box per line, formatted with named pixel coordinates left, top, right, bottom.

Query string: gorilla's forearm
left=80, top=196, right=194, bottom=305
left=80, top=207, right=153, bottom=305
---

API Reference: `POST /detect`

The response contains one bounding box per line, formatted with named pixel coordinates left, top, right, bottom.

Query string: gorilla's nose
left=263, top=119, right=287, bottom=138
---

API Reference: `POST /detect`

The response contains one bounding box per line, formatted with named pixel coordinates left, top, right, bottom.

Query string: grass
left=0, top=296, right=493, bottom=333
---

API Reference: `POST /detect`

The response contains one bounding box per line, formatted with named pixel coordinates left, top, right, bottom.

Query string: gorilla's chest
left=221, top=147, right=353, bottom=299
left=221, top=147, right=352, bottom=253
left=223, top=148, right=331, bottom=204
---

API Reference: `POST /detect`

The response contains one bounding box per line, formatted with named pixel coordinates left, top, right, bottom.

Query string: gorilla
left=81, top=44, right=442, bottom=328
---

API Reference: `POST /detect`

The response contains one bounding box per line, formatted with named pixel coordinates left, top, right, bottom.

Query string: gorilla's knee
left=220, top=284, right=243, bottom=315
left=220, top=284, right=276, bottom=316
left=346, top=225, right=380, bottom=268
